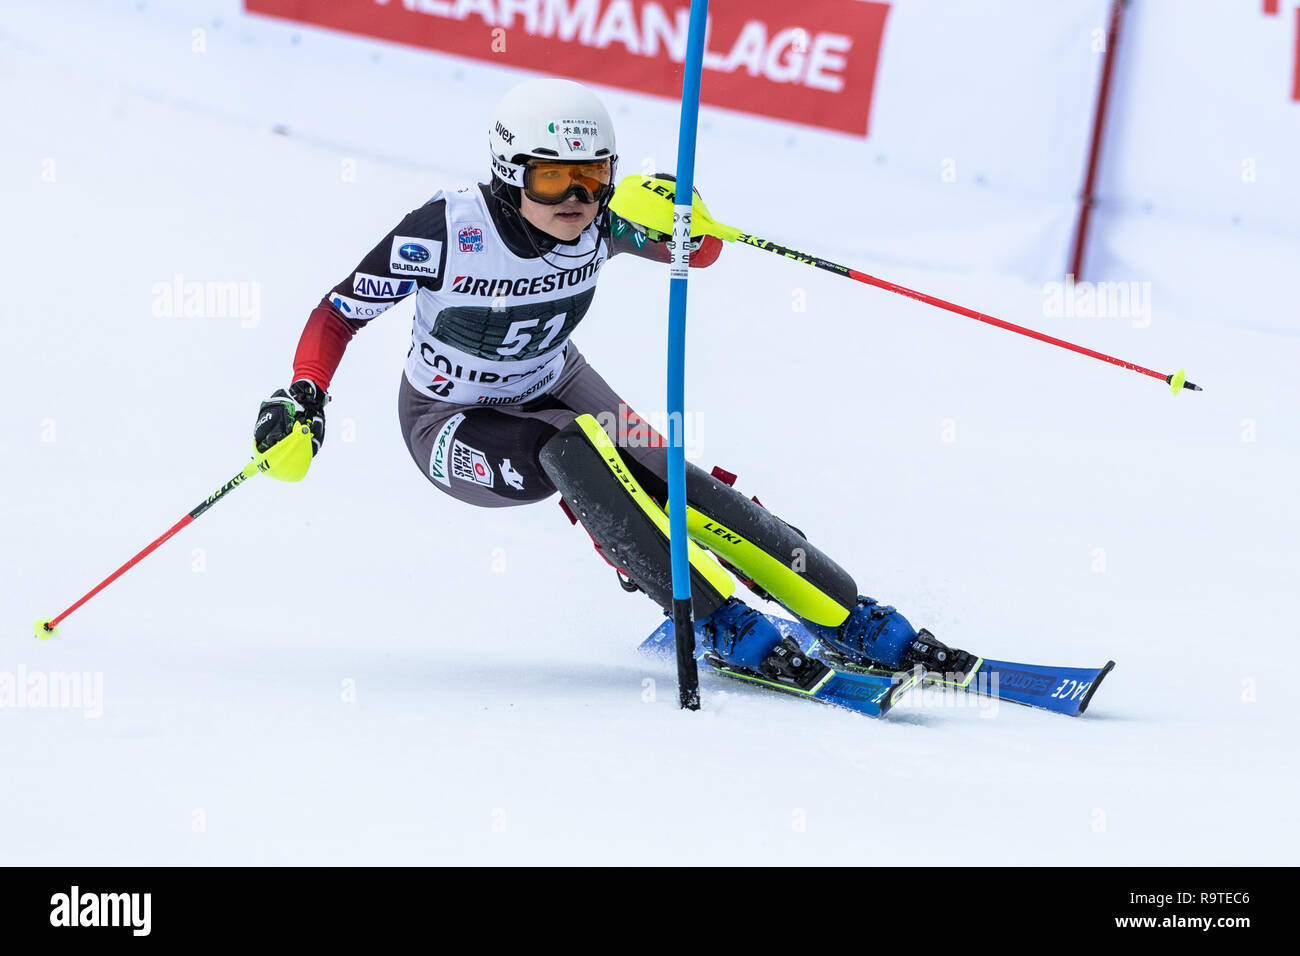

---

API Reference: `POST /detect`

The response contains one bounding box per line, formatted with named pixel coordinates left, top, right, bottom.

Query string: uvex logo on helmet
left=491, top=155, right=520, bottom=182
left=488, top=78, right=617, bottom=197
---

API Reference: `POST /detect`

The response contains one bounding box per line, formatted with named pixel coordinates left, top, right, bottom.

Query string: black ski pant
left=399, top=344, right=858, bottom=623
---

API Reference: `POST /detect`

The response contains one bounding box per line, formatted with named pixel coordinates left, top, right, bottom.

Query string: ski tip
left=1076, top=660, right=1116, bottom=715
left=35, top=618, right=57, bottom=640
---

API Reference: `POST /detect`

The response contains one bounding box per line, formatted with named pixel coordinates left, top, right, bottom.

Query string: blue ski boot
left=700, top=598, right=831, bottom=691
left=802, top=595, right=976, bottom=674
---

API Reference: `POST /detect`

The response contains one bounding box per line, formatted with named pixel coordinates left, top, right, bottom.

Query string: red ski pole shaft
left=735, top=233, right=1202, bottom=394
left=37, top=458, right=263, bottom=637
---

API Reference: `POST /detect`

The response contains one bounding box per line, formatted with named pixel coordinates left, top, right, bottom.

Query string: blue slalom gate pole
left=667, top=0, right=710, bottom=710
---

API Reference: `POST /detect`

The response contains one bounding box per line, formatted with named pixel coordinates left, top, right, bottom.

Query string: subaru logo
left=399, top=243, right=430, bottom=263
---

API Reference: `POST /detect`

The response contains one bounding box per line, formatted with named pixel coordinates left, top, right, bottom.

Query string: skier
left=252, top=77, right=975, bottom=690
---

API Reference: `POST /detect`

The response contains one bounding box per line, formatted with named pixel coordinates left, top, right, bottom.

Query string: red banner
left=244, top=0, right=890, bottom=135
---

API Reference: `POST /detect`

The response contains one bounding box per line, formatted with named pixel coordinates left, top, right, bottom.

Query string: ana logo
left=399, top=243, right=430, bottom=263
left=458, top=226, right=484, bottom=253
left=352, top=273, right=415, bottom=298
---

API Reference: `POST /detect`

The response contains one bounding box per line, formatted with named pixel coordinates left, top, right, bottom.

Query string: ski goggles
left=522, top=159, right=614, bottom=205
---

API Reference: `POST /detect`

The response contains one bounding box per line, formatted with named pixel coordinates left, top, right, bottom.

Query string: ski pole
left=665, top=0, right=711, bottom=711
left=609, top=175, right=1202, bottom=395
left=35, top=423, right=313, bottom=638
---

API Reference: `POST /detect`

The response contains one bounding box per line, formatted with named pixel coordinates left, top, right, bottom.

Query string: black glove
left=254, top=379, right=327, bottom=456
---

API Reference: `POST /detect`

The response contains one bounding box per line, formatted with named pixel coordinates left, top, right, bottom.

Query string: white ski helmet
left=488, top=78, right=618, bottom=200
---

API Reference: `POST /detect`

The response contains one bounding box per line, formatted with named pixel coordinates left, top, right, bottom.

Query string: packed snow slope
left=1, top=1, right=1295, bottom=864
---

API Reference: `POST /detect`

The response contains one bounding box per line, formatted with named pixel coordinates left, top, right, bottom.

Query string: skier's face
left=519, top=191, right=598, bottom=241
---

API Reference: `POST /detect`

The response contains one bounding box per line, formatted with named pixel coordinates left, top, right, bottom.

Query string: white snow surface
left=1, top=2, right=1295, bottom=865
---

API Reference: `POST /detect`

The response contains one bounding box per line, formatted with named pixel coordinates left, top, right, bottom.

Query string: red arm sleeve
left=292, top=299, right=357, bottom=392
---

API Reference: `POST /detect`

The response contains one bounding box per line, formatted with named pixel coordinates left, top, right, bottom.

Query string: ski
left=640, top=613, right=1115, bottom=717
left=794, top=629, right=1114, bottom=717
left=640, top=617, right=918, bottom=718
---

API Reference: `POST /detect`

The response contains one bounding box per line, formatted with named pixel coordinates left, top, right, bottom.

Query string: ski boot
left=801, top=595, right=978, bottom=677
left=699, top=598, right=831, bottom=692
